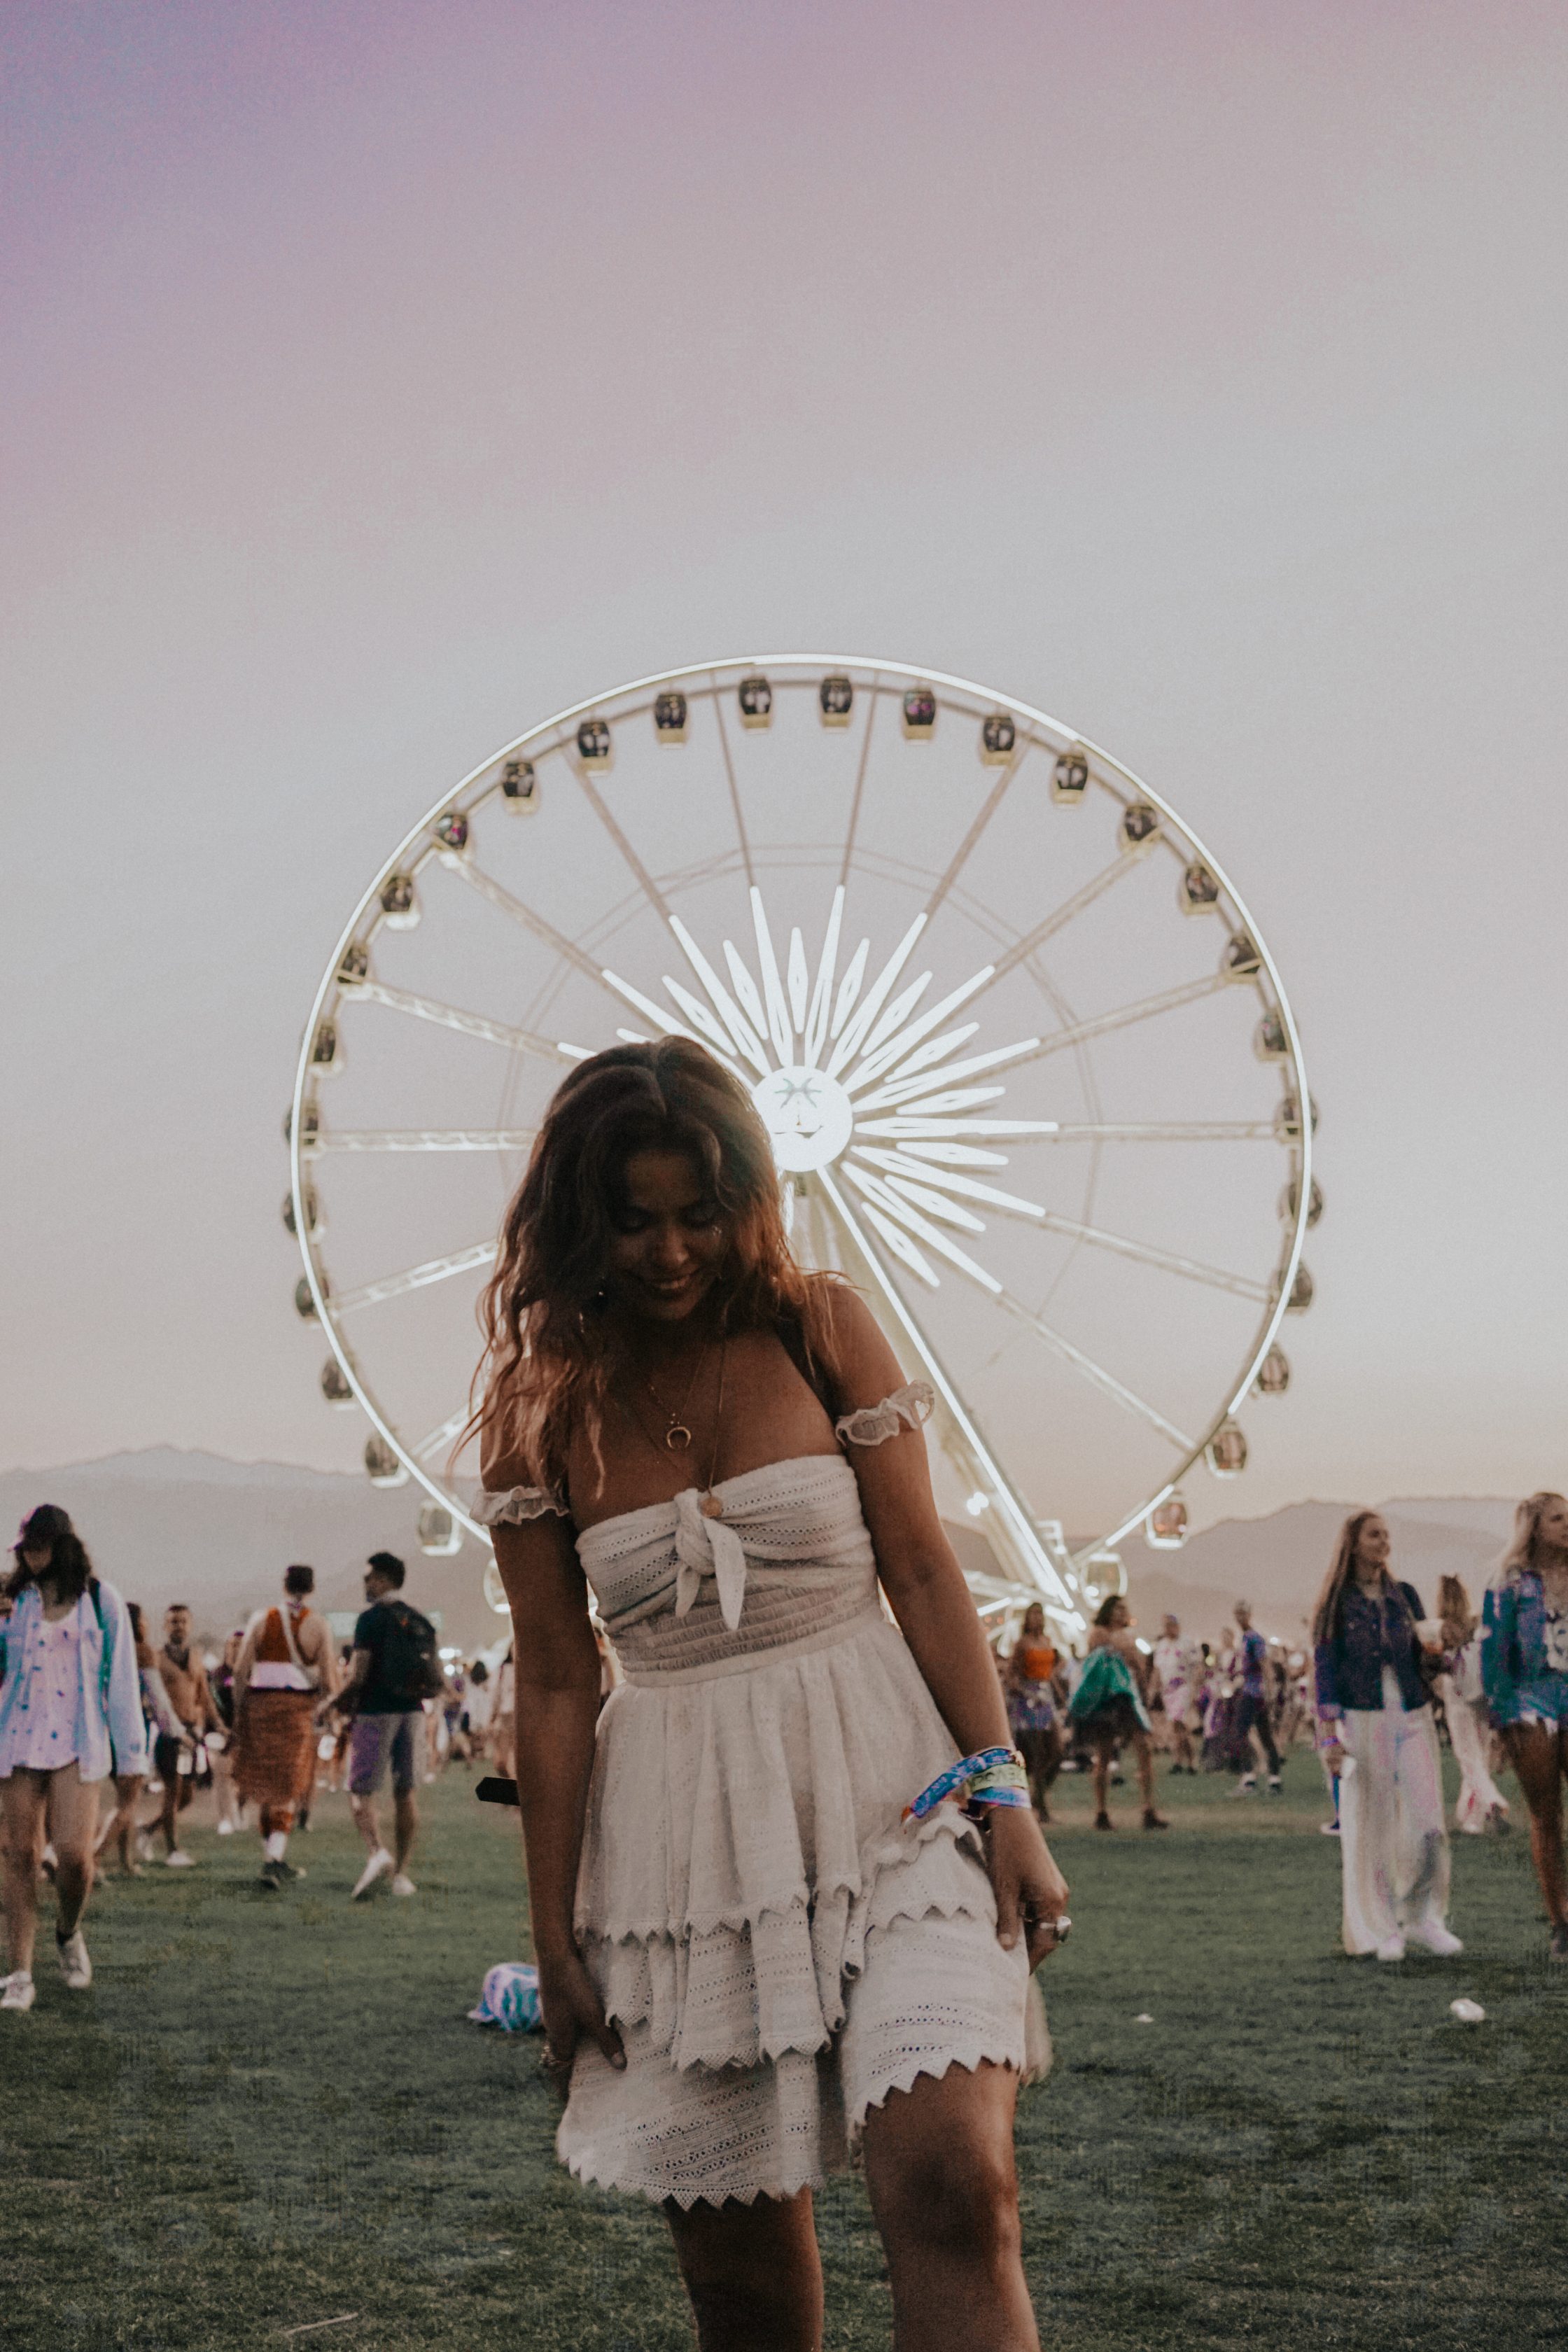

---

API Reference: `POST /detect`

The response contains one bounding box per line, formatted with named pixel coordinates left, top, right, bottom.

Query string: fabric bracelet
left=902, top=1744, right=1023, bottom=1824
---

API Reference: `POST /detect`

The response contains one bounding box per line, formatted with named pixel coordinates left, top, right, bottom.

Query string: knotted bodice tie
left=673, top=1489, right=750, bottom=1631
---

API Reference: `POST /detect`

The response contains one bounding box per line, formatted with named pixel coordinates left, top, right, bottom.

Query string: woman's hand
left=1320, top=1738, right=1345, bottom=1774
left=984, top=1806, right=1071, bottom=1970
left=536, top=1942, right=626, bottom=2094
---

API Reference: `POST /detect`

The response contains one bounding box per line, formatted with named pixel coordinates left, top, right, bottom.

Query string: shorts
left=153, top=1731, right=192, bottom=1786
left=349, top=1710, right=421, bottom=1797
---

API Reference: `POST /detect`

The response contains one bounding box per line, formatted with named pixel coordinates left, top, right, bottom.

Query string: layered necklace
left=619, top=1337, right=729, bottom=1520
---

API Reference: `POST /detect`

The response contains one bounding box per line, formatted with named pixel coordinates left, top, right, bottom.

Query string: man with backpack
left=328, top=1553, right=442, bottom=1900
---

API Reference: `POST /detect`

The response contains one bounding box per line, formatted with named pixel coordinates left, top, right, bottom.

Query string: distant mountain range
left=1, top=1450, right=1518, bottom=1658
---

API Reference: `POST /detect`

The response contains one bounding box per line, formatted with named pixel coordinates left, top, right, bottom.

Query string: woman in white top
left=472, top=1040, right=1068, bottom=2352
left=0, top=1506, right=146, bottom=2009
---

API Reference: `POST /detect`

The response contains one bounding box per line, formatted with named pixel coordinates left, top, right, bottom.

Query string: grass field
left=5, top=1751, right=1564, bottom=2351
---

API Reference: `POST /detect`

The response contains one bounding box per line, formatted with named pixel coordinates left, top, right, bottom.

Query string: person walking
left=233, top=1565, right=337, bottom=1889
left=1480, top=1492, right=1568, bottom=1961
left=1003, top=1604, right=1063, bottom=1820
left=207, top=1629, right=244, bottom=1836
left=1435, top=1574, right=1509, bottom=1837
left=142, top=1604, right=220, bottom=1868
left=1068, top=1596, right=1168, bottom=1832
left=328, top=1553, right=441, bottom=1901
left=472, top=1040, right=1068, bottom=2352
left=1231, top=1600, right=1284, bottom=1796
left=94, top=1600, right=182, bottom=1878
left=1313, top=1510, right=1461, bottom=1962
left=0, top=1506, right=147, bottom=2012
left=1151, top=1614, right=1199, bottom=1773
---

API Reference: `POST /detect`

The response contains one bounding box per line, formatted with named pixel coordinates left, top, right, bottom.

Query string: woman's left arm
left=102, top=1588, right=150, bottom=1777
left=827, top=1290, right=1069, bottom=1967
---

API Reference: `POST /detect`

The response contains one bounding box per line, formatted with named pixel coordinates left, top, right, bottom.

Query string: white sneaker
left=1, top=1972, right=35, bottom=2012
left=164, top=1849, right=196, bottom=1868
left=1376, top=1933, right=1406, bottom=1963
left=1406, top=1919, right=1464, bottom=1957
left=57, top=1930, right=92, bottom=1990
left=391, top=1873, right=416, bottom=1898
left=216, top=1818, right=235, bottom=1837
left=351, top=1847, right=394, bottom=1900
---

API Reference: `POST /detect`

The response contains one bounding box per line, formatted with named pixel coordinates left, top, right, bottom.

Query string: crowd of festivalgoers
left=0, top=1510, right=526, bottom=2011
left=2, top=1488, right=1566, bottom=2010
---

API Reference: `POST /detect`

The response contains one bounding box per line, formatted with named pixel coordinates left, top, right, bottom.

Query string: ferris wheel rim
left=290, top=653, right=1312, bottom=1567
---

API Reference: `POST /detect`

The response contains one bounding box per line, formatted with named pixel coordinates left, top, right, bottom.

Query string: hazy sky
left=4, top=1, right=1565, bottom=1532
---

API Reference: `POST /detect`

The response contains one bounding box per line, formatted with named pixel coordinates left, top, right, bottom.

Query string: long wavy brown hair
left=1493, top=1491, right=1567, bottom=1588
left=468, top=1039, right=843, bottom=1493
left=1311, top=1509, right=1390, bottom=1646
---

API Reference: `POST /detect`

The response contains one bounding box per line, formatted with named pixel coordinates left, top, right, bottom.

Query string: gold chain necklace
left=632, top=1342, right=710, bottom=1452
left=619, top=1342, right=729, bottom=1518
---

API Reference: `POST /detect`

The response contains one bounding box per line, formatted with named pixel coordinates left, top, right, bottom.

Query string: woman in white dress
left=472, top=1040, right=1068, bottom=2352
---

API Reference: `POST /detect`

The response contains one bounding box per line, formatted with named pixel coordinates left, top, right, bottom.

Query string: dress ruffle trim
left=835, top=1381, right=935, bottom=1448
left=583, top=1810, right=992, bottom=2073
left=472, top=1483, right=568, bottom=1526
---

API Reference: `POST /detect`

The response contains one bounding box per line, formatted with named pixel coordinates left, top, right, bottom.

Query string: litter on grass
left=468, top=1961, right=543, bottom=2031
left=1133, top=2013, right=1155, bottom=2024
left=1449, top=1998, right=1486, bottom=2024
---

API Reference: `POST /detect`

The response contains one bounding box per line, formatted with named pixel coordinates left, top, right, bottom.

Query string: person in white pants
left=1435, top=1574, right=1510, bottom=1835
left=1313, top=1511, right=1462, bottom=1963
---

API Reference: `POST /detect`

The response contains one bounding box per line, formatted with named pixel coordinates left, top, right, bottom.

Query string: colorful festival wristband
left=903, top=1745, right=1024, bottom=1824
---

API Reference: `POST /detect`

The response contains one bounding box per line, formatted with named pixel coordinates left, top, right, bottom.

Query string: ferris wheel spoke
left=305, top=1128, right=537, bottom=1153
left=995, top=1292, right=1195, bottom=1451
left=446, top=858, right=619, bottom=992
left=801, top=886, right=845, bottom=1069
left=920, top=745, right=1023, bottom=922
left=600, top=970, right=744, bottom=1074
left=344, top=978, right=585, bottom=1064
left=749, top=888, right=797, bottom=1064
left=983, top=855, right=1135, bottom=990
left=824, top=915, right=927, bottom=1077
left=1043, top=1121, right=1275, bottom=1143
left=850, top=1147, right=1272, bottom=1299
left=709, top=687, right=756, bottom=891
left=412, top=1409, right=470, bottom=1463
left=845, top=962, right=1000, bottom=1096
left=836, top=689, right=880, bottom=887
left=334, top=1241, right=498, bottom=1313
left=667, top=917, right=771, bottom=1072
left=573, top=764, right=673, bottom=922
left=1007, top=973, right=1233, bottom=1070
left=817, top=1168, right=1082, bottom=1617
left=854, top=1033, right=1041, bottom=1112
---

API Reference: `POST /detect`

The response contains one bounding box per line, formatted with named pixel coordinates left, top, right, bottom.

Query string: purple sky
left=3, top=1, right=1565, bottom=1532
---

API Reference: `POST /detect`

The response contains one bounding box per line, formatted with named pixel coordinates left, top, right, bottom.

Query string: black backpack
left=372, top=1600, right=444, bottom=1706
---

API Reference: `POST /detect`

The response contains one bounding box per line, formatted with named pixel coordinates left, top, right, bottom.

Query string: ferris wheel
left=288, top=657, right=1317, bottom=1640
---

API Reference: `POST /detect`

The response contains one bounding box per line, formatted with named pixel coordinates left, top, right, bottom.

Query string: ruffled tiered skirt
left=558, top=1609, right=1048, bottom=2207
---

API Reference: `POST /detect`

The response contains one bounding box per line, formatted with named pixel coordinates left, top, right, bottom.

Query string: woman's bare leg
left=1503, top=1724, right=1568, bottom=1927
left=861, top=2059, right=1038, bottom=2352
left=663, top=2188, right=822, bottom=2351
left=1091, top=1743, right=1111, bottom=1819
left=45, top=1765, right=99, bottom=1940
left=1, top=1774, right=49, bottom=1975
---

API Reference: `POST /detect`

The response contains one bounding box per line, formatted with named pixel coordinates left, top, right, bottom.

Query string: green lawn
left=4, top=1752, right=1563, bottom=2351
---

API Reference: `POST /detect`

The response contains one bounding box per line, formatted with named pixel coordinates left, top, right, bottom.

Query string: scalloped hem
left=563, top=2151, right=830, bottom=2211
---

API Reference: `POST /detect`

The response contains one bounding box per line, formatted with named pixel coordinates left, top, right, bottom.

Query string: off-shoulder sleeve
left=835, top=1380, right=936, bottom=1448
left=472, top=1485, right=570, bottom=1527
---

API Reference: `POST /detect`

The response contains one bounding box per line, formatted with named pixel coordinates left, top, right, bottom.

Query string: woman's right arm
left=491, top=1511, right=626, bottom=2073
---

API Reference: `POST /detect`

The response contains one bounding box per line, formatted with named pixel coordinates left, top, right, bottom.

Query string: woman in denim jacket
left=0, top=1506, right=146, bottom=2011
left=1481, top=1491, right=1568, bottom=1963
left=1314, top=1511, right=1460, bottom=1962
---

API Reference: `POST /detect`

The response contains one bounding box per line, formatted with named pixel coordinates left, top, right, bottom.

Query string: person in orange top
left=1003, top=1603, right=1064, bottom=1821
left=232, top=1566, right=337, bottom=1889
left=144, top=1604, right=221, bottom=1867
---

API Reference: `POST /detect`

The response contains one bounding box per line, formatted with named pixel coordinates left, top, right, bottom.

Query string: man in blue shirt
left=1233, top=1600, right=1283, bottom=1794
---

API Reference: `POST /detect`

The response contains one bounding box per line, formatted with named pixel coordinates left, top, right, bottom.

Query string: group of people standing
left=0, top=1513, right=468, bottom=2012
left=1313, top=1493, right=1568, bottom=1965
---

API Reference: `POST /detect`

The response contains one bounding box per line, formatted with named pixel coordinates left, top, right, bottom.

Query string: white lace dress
left=475, top=1383, right=1048, bottom=2208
